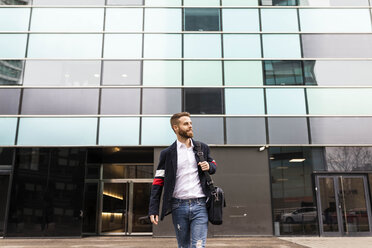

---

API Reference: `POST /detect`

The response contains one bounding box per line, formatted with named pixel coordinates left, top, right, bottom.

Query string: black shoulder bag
left=195, top=142, right=226, bottom=225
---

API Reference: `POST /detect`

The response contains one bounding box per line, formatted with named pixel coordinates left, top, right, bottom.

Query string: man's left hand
left=198, top=161, right=210, bottom=171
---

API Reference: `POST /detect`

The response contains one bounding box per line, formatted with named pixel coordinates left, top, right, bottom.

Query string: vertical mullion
left=139, top=3, right=146, bottom=145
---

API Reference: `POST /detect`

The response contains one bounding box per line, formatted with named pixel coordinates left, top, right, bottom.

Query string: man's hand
left=198, top=161, right=210, bottom=171
left=150, top=215, right=159, bottom=225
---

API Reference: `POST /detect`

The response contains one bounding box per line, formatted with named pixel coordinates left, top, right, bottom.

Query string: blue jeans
left=171, top=197, right=208, bottom=248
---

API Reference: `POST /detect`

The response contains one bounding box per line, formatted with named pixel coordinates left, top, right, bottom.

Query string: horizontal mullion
left=1, top=5, right=372, bottom=9
left=2, top=58, right=372, bottom=61
left=2, top=31, right=372, bottom=34
left=2, top=115, right=372, bottom=118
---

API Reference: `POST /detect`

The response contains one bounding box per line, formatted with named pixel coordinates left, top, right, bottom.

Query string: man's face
left=175, top=116, right=193, bottom=139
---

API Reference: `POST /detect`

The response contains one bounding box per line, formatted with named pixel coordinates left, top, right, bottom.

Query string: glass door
left=316, top=175, right=372, bottom=236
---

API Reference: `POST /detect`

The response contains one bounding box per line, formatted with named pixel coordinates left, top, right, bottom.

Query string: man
left=149, top=112, right=217, bottom=248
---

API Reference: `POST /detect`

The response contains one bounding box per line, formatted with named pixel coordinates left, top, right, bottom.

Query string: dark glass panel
left=184, top=8, right=220, bottom=31
left=21, top=89, right=99, bottom=115
left=82, top=183, right=98, bottom=234
left=191, top=117, right=224, bottom=144
left=100, top=88, right=140, bottom=115
left=0, top=148, right=14, bottom=165
left=270, top=147, right=319, bottom=235
left=32, top=0, right=104, bottom=4
left=0, top=89, right=20, bottom=115
left=85, top=164, right=101, bottom=180
left=7, top=148, right=86, bottom=237
left=261, top=0, right=298, bottom=6
left=268, top=118, right=309, bottom=144
left=264, top=60, right=316, bottom=85
left=0, top=0, right=30, bottom=5
left=302, top=34, right=372, bottom=58
left=132, top=183, right=152, bottom=232
left=184, top=88, right=223, bottom=114
left=226, top=118, right=266, bottom=145
left=0, top=175, right=10, bottom=236
left=103, top=164, right=153, bottom=179
left=0, top=60, right=24, bottom=85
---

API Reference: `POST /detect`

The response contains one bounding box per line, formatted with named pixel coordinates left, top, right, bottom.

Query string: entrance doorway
left=99, top=180, right=152, bottom=235
left=316, top=175, right=372, bottom=236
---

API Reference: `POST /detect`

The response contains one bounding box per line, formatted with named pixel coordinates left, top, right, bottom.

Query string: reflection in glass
left=261, top=9, right=298, bottom=32
left=144, top=34, right=181, bottom=58
left=21, top=89, right=99, bottom=115
left=99, top=118, right=140, bottom=146
left=299, top=9, right=371, bottom=33
left=100, top=89, right=140, bottom=114
left=224, top=61, right=263, bottom=86
left=302, top=34, right=372, bottom=58
left=0, top=89, right=21, bottom=114
left=184, top=88, right=223, bottom=114
left=0, top=175, right=9, bottom=236
left=0, top=0, right=31, bottom=4
left=0, top=148, right=14, bottom=165
left=33, top=0, right=104, bottom=4
left=82, top=183, right=98, bottom=234
left=268, top=118, right=309, bottom=144
left=0, top=34, right=27, bottom=58
left=264, top=60, right=316, bottom=85
left=103, top=164, right=153, bottom=179
left=225, top=89, right=264, bottom=115
left=270, top=147, right=318, bottom=235
left=105, top=8, right=143, bottom=31
left=323, top=147, right=372, bottom=172
left=102, top=61, right=141, bottom=85
left=143, top=61, right=181, bottom=86
left=0, top=60, right=24, bottom=85
left=141, top=117, right=175, bottom=145
left=184, top=61, right=222, bottom=86
left=310, top=118, right=372, bottom=144
left=222, top=0, right=258, bottom=5
left=223, top=35, right=261, bottom=58
left=7, top=148, right=86, bottom=237
left=104, top=34, right=142, bottom=59
left=132, top=183, right=152, bottom=233
left=142, top=89, right=181, bottom=114
left=184, top=34, right=221, bottom=58
left=30, top=8, right=104, bottom=31
left=191, top=117, right=224, bottom=144
left=184, top=8, right=220, bottom=31
left=226, top=118, right=266, bottom=144
left=318, top=177, right=339, bottom=232
left=222, top=9, right=259, bottom=32
left=266, top=89, right=307, bottom=115
left=263, top=35, right=301, bottom=58
left=0, top=8, right=30, bottom=31
left=102, top=183, right=127, bottom=233
left=261, top=0, right=298, bottom=5
left=0, top=118, right=17, bottom=146
left=146, top=8, right=181, bottom=32
left=23, top=60, right=101, bottom=86
left=17, top=118, right=97, bottom=146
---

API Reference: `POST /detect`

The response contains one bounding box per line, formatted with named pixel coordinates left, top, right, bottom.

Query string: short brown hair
left=170, top=112, right=190, bottom=132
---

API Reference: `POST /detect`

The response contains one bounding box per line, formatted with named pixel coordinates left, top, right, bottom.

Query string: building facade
left=1, top=0, right=372, bottom=238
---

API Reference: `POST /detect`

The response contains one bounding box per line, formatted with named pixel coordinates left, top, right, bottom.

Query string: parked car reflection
left=281, top=207, right=318, bottom=223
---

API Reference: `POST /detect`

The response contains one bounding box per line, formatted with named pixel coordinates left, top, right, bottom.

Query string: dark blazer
left=148, top=139, right=217, bottom=220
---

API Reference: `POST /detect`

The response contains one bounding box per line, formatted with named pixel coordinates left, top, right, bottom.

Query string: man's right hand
left=150, top=215, right=159, bottom=225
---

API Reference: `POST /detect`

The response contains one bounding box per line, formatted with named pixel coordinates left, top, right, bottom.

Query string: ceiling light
left=93, top=74, right=100, bottom=78
left=270, top=156, right=275, bottom=160
left=289, top=158, right=306, bottom=163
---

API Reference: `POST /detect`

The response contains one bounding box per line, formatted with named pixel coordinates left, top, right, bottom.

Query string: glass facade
left=1, top=0, right=372, bottom=238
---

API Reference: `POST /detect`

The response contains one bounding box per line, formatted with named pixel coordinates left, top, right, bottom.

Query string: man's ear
left=172, top=125, right=178, bottom=133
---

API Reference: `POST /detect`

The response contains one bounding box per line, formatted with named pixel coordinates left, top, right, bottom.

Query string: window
left=33, top=0, right=104, bottom=4
left=223, top=35, right=261, bottom=58
left=142, top=89, right=182, bottom=114
left=102, top=61, right=141, bottom=85
left=184, top=61, right=222, bottom=86
left=144, top=34, right=181, bottom=58
left=0, top=8, right=30, bottom=31
left=298, top=0, right=369, bottom=6
left=299, top=9, right=371, bottom=32
left=222, top=9, right=259, bottom=31
left=268, top=118, right=309, bottom=144
left=184, top=34, right=221, bottom=58
left=183, top=0, right=220, bottom=6
left=145, top=8, right=181, bottom=32
left=141, top=117, right=175, bottom=145
left=0, top=118, right=17, bottom=145
left=184, top=8, right=220, bottom=31
left=143, top=61, right=181, bottom=86
left=23, top=60, right=101, bottom=86
left=99, top=118, right=140, bottom=145
left=261, top=9, right=299, bottom=32
left=260, top=0, right=298, bottom=6
left=21, top=89, right=99, bottom=115
left=146, top=0, right=181, bottom=5
left=100, top=89, right=140, bottom=114
left=0, top=34, right=27, bottom=58
left=104, top=34, right=142, bottom=58
left=226, top=118, right=266, bottom=144
left=224, top=61, right=263, bottom=86
left=266, top=89, right=307, bottom=115
left=31, top=8, right=104, bottom=31
left=0, top=89, right=21, bottom=114
left=17, top=118, right=97, bottom=146
left=263, top=35, right=301, bottom=58
left=184, top=88, right=223, bottom=114
left=191, top=117, right=224, bottom=144
left=28, top=34, right=102, bottom=58
left=107, top=0, right=143, bottom=5
left=222, top=0, right=258, bottom=6
left=0, top=60, right=24, bottom=85
left=225, top=89, right=265, bottom=115
left=105, top=8, right=143, bottom=31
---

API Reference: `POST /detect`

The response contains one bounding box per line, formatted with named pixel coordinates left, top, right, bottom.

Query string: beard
left=178, top=128, right=193, bottom=139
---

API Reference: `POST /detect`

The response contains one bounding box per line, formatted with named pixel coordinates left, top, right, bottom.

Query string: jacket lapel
left=169, top=141, right=178, bottom=175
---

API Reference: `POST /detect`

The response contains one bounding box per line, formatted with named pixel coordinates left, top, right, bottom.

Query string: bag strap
left=194, top=141, right=215, bottom=194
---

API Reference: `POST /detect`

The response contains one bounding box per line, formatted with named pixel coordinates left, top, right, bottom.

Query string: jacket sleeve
left=148, top=150, right=166, bottom=216
left=205, top=144, right=217, bottom=175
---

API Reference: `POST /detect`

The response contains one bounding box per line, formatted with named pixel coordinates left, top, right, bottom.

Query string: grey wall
left=153, top=147, right=273, bottom=237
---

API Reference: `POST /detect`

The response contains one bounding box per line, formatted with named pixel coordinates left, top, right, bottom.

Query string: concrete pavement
left=280, top=237, right=372, bottom=248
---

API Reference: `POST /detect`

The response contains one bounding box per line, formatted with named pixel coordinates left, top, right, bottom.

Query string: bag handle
left=194, top=141, right=215, bottom=194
